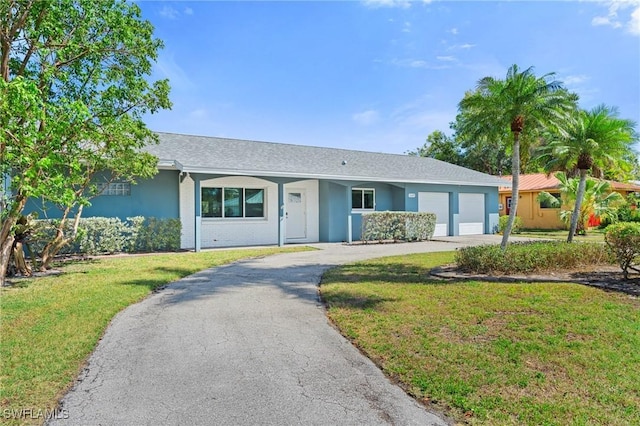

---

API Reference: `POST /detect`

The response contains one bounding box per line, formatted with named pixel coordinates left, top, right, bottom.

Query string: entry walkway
left=49, top=236, right=505, bottom=425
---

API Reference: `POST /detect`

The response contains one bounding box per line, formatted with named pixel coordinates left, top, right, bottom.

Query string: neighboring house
left=27, top=133, right=508, bottom=250
left=498, top=173, right=640, bottom=230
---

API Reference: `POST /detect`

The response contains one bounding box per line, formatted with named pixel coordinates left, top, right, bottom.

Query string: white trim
left=164, top=164, right=506, bottom=187
left=351, top=187, right=375, bottom=211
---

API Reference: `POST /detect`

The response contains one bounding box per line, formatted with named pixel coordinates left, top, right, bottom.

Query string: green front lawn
left=0, top=246, right=312, bottom=425
left=321, top=252, right=640, bottom=425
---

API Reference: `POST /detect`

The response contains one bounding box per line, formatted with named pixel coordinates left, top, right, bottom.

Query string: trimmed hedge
left=361, top=211, right=436, bottom=243
left=455, top=241, right=613, bottom=275
left=29, top=216, right=182, bottom=255
left=605, top=222, right=640, bottom=279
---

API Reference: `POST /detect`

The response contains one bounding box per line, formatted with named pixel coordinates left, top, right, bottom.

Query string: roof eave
left=177, top=165, right=506, bottom=187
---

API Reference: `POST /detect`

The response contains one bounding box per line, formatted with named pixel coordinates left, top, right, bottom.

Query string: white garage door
left=418, top=192, right=449, bottom=237
left=458, top=193, right=485, bottom=235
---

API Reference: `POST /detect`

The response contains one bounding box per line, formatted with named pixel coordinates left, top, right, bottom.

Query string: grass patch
left=456, top=241, right=613, bottom=274
left=321, top=251, right=640, bottom=425
left=518, top=228, right=605, bottom=242
left=0, top=246, right=312, bottom=425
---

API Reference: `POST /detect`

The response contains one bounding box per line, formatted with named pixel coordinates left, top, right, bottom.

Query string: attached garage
left=418, top=192, right=449, bottom=237
left=458, top=193, right=485, bottom=235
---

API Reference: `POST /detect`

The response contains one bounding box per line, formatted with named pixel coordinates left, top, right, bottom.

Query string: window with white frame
left=352, top=188, right=375, bottom=210
left=201, top=187, right=265, bottom=218
left=97, top=182, right=131, bottom=196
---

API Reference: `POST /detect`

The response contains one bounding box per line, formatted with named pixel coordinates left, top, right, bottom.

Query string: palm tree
left=457, top=65, right=577, bottom=249
left=536, top=105, right=637, bottom=242
left=537, top=172, right=624, bottom=234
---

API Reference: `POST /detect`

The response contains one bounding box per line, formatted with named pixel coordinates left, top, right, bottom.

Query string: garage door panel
left=418, top=192, right=449, bottom=237
left=459, top=193, right=484, bottom=235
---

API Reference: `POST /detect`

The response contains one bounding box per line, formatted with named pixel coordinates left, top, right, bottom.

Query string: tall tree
left=457, top=64, right=577, bottom=249
left=0, top=0, right=171, bottom=285
left=536, top=105, right=637, bottom=242
left=407, top=130, right=464, bottom=165
left=409, top=130, right=511, bottom=175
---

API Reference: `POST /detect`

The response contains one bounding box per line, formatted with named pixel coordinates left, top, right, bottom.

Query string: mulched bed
left=431, top=265, right=640, bottom=298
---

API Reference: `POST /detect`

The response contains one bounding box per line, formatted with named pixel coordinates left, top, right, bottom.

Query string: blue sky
left=139, top=0, right=640, bottom=154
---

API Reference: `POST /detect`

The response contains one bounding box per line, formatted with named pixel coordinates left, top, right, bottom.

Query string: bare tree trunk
left=39, top=205, right=83, bottom=270
left=0, top=195, right=27, bottom=286
left=12, top=240, right=31, bottom=276
left=567, top=169, right=587, bottom=243
left=0, top=234, right=14, bottom=287
left=501, top=133, right=520, bottom=250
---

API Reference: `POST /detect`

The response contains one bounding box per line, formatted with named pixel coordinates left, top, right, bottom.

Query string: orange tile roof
left=610, top=181, right=640, bottom=191
left=499, top=174, right=640, bottom=193
left=499, top=173, right=559, bottom=192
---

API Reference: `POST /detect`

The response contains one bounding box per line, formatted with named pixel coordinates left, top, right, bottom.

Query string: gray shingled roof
left=146, top=132, right=508, bottom=187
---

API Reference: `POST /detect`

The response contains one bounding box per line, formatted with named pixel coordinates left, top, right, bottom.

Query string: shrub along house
left=35, top=132, right=508, bottom=250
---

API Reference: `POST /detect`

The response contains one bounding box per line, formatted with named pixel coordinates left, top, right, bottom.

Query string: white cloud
left=391, top=58, right=451, bottom=69
left=159, top=5, right=179, bottom=20
left=562, top=74, right=590, bottom=86
left=436, top=55, right=456, bottom=62
left=592, top=1, right=640, bottom=35
left=448, top=27, right=459, bottom=35
left=630, top=5, right=640, bottom=34
left=158, top=5, right=194, bottom=19
left=402, top=22, right=412, bottom=33
left=352, top=110, right=380, bottom=126
left=592, top=15, right=622, bottom=28
left=448, top=43, right=476, bottom=51
left=362, top=0, right=412, bottom=9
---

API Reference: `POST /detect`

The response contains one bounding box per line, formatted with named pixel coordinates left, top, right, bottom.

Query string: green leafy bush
left=361, top=212, right=436, bottom=243
left=605, top=222, right=640, bottom=279
left=455, top=241, right=613, bottom=274
left=78, top=217, right=127, bottom=254
left=497, top=215, right=523, bottom=234
left=29, top=216, right=182, bottom=256
left=130, top=217, right=182, bottom=252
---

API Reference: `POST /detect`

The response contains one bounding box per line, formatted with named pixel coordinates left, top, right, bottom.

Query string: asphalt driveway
left=49, top=236, right=505, bottom=425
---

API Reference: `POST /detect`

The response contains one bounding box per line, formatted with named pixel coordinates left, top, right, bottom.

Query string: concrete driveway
left=49, top=236, right=505, bottom=426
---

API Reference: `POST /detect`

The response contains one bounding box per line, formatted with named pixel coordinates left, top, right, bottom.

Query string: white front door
left=286, top=189, right=307, bottom=240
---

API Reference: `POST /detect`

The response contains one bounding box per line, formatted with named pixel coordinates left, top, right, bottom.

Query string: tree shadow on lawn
left=320, top=290, right=397, bottom=310
left=324, top=262, right=446, bottom=286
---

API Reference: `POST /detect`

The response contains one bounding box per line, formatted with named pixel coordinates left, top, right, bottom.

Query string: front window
left=245, top=189, right=265, bottom=217
left=224, top=187, right=243, bottom=217
left=202, top=187, right=265, bottom=218
left=352, top=188, right=375, bottom=210
left=202, top=188, right=222, bottom=217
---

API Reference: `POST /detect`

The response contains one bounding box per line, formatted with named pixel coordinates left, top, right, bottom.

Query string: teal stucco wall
left=24, top=170, right=180, bottom=220
left=317, top=182, right=500, bottom=241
